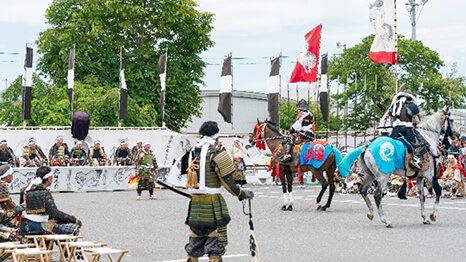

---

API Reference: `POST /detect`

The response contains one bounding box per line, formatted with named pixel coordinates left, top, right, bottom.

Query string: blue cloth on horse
left=367, top=136, right=406, bottom=174
left=299, top=143, right=333, bottom=169
left=338, top=145, right=364, bottom=178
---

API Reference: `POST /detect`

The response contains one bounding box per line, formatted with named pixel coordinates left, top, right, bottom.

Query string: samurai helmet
left=296, top=99, right=309, bottom=111
left=395, top=83, right=416, bottom=103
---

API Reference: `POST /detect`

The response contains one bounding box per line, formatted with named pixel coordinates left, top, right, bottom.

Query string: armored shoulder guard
left=212, top=150, right=235, bottom=177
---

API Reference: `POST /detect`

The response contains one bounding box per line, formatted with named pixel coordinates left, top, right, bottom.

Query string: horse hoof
left=320, top=206, right=327, bottom=211
left=287, top=205, right=293, bottom=211
left=281, top=205, right=287, bottom=211
left=423, top=220, right=431, bottom=225
left=385, top=223, right=393, bottom=228
left=367, top=213, right=374, bottom=221
left=430, top=213, right=437, bottom=222
left=315, top=203, right=321, bottom=210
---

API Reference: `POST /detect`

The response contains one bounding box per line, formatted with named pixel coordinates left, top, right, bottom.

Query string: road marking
left=157, top=253, right=249, bottom=262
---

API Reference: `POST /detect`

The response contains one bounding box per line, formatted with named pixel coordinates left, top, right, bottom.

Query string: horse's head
left=250, top=119, right=266, bottom=146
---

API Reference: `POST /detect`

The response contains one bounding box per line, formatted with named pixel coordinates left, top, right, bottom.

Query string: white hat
left=120, top=141, right=126, bottom=145
left=0, top=140, right=7, bottom=146
left=76, top=141, right=82, bottom=145
left=143, top=142, right=150, bottom=146
left=447, top=154, right=455, bottom=159
left=137, top=140, right=143, bottom=143
left=0, top=166, right=13, bottom=179
left=94, top=140, right=101, bottom=144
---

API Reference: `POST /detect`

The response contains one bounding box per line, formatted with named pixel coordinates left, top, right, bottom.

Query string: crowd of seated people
left=0, top=136, right=142, bottom=168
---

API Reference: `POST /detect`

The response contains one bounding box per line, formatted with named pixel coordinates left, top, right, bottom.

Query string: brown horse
left=250, top=120, right=338, bottom=211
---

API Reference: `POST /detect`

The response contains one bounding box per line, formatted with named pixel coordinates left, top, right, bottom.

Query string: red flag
left=289, top=24, right=322, bottom=83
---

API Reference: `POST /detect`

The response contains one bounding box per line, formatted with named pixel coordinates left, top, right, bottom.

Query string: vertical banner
left=267, top=57, right=280, bottom=124
left=369, top=0, right=397, bottom=64
left=68, top=45, right=75, bottom=118
left=21, top=47, right=33, bottom=120
left=319, top=54, right=329, bottom=123
left=158, top=51, right=167, bottom=124
left=218, top=55, right=232, bottom=123
left=119, top=69, right=128, bottom=120
left=289, top=24, right=322, bottom=83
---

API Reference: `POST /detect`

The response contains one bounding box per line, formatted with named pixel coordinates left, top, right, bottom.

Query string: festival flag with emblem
left=369, top=0, right=397, bottom=64
left=289, top=24, right=322, bottom=83
left=158, top=51, right=167, bottom=124
left=68, top=45, right=75, bottom=117
left=218, top=55, right=232, bottom=123
left=21, top=47, right=33, bottom=120
left=319, top=53, right=329, bottom=123
left=267, top=57, right=280, bottom=124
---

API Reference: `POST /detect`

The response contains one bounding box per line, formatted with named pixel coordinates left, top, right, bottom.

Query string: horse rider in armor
left=281, top=99, right=315, bottom=162
left=22, top=138, right=47, bottom=167
left=380, top=87, right=425, bottom=170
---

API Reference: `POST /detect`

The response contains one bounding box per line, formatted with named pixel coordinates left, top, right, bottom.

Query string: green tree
left=34, top=0, right=214, bottom=131
left=329, top=35, right=466, bottom=130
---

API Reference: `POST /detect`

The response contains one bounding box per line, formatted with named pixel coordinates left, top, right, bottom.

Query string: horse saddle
left=404, top=149, right=430, bottom=173
left=274, top=143, right=303, bottom=166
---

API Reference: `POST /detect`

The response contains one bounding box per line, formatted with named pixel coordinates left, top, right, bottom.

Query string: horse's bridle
left=253, top=123, right=286, bottom=142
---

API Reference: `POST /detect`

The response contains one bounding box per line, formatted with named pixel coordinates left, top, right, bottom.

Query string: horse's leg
left=286, top=169, right=294, bottom=211
left=416, top=175, right=430, bottom=224
left=373, top=178, right=392, bottom=228
left=425, top=174, right=440, bottom=222
left=359, top=160, right=376, bottom=221
left=280, top=165, right=288, bottom=211
left=314, top=171, right=328, bottom=210
left=321, top=165, right=337, bottom=211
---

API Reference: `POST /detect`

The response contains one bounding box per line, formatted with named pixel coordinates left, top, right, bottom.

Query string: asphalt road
left=12, top=183, right=466, bottom=262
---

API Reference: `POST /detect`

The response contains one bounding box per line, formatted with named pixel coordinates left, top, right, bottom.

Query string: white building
left=182, top=90, right=270, bottom=135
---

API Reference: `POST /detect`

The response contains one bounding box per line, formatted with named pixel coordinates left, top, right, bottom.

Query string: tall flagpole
left=230, top=52, right=234, bottom=136
left=394, top=0, right=399, bottom=94
left=278, top=52, right=282, bottom=130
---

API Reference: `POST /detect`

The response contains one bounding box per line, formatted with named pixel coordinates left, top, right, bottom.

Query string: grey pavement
left=12, top=183, right=466, bottom=262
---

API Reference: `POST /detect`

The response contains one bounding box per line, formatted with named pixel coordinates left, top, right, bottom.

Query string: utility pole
left=406, top=0, right=429, bottom=41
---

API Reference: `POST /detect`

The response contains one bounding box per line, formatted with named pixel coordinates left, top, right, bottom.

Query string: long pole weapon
left=156, top=179, right=191, bottom=199
left=243, top=199, right=259, bottom=261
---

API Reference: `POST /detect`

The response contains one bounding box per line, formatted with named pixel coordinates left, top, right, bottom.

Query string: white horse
left=340, top=109, right=456, bottom=227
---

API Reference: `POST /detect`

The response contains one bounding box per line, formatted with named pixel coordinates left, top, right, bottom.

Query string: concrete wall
left=182, top=90, right=269, bottom=135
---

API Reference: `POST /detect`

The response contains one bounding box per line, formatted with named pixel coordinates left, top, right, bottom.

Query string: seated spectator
left=448, top=139, right=460, bottom=159
left=460, top=139, right=466, bottom=169
left=70, top=141, right=88, bottom=166
left=0, top=140, right=16, bottom=167
left=114, top=141, right=132, bottom=166
left=439, top=154, right=465, bottom=199
left=19, top=166, right=82, bottom=237
left=49, top=135, right=71, bottom=166
left=89, top=140, right=110, bottom=166
left=22, top=138, right=47, bottom=167
left=0, top=165, right=25, bottom=242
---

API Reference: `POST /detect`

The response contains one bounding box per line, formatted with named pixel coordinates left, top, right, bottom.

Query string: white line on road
left=156, top=253, right=249, bottom=262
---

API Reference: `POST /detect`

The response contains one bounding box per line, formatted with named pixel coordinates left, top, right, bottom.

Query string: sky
left=1, top=0, right=466, bottom=99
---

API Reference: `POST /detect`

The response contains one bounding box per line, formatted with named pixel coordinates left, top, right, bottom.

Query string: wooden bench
left=83, top=247, right=129, bottom=262
left=11, top=247, right=57, bottom=262
left=25, top=234, right=81, bottom=262
left=61, top=241, right=107, bottom=262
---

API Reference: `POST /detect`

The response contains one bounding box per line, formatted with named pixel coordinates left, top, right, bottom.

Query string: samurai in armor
left=281, top=99, right=315, bottom=162
left=131, top=140, right=143, bottom=162
left=136, top=142, right=158, bottom=200
left=379, top=87, right=426, bottom=171
left=0, top=140, right=16, bottom=167
left=89, top=140, right=110, bottom=166
left=70, top=141, right=88, bottom=166
left=19, top=166, right=82, bottom=237
left=22, top=138, right=47, bottom=167
left=184, top=121, right=254, bottom=262
left=114, top=141, right=133, bottom=166
left=0, top=165, right=24, bottom=242
left=49, top=135, right=71, bottom=166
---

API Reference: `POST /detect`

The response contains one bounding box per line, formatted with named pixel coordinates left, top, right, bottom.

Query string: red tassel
left=297, top=159, right=302, bottom=183
left=311, top=173, right=316, bottom=182
left=276, top=163, right=280, bottom=178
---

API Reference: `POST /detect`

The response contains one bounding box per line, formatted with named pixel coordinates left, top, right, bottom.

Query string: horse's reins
left=254, top=123, right=286, bottom=142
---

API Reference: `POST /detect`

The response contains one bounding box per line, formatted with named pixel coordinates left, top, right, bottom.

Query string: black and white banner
left=119, top=69, right=128, bottom=119
left=319, top=54, right=329, bottom=123
left=218, top=55, right=232, bottom=123
left=21, top=47, right=33, bottom=120
left=267, top=57, right=280, bottom=124
left=158, top=51, right=167, bottom=123
left=68, top=45, right=75, bottom=114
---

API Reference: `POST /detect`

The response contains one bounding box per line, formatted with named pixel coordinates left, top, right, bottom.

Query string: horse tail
left=337, top=145, right=365, bottom=178
left=332, top=146, right=343, bottom=169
